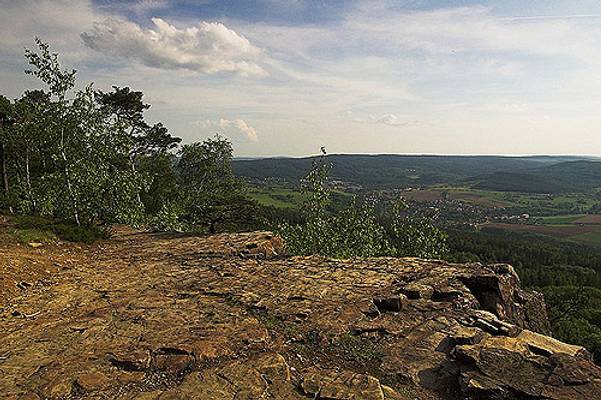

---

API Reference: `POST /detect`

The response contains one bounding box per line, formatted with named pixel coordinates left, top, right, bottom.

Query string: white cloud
left=345, top=5, right=601, bottom=63
left=0, top=0, right=98, bottom=58
left=372, top=114, right=409, bottom=127
left=195, top=118, right=259, bottom=142
left=346, top=111, right=413, bottom=127
left=81, top=17, right=267, bottom=77
left=219, top=118, right=259, bottom=141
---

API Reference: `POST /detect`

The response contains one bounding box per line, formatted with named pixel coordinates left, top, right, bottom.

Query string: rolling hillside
left=470, top=160, right=601, bottom=193
left=233, top=154, right=600, bottom=192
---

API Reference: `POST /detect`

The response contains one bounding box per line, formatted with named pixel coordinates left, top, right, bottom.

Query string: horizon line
left=234, top=153, right=601, bottom=159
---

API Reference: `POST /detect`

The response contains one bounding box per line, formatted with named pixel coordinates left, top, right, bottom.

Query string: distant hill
left=468, top=172, right=581, bottom=193
left=470, top=160, right=601, bottom=193
left=233, top=154, right=599, bottom=192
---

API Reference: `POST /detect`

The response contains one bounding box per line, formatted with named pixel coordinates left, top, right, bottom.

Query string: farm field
left=538, top=214, right=586, bottom=224
left=573, top=215, right=601, bottom=225
left=409, top=186, right=599, bottom=215
left=248, top=186, right=352, bottom=209
left=484, top=222, right=601, bottom=246
left=400, top=188, right=514, bottom=207
left=247, top=187, right=307, bottom=208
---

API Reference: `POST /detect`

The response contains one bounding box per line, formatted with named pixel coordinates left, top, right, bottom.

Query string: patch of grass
left=50, top=223, right=109, bottom=244
left=12, top=228, right=58, bottom=244
left=248, top=187, right=308, bottom=209
left=248, top=186, right=352, bottom=210
left=12, top=214, right=109, bottom=244
left=570, top=229, right=601, bottom=247
left=538, top=214, right=585, bottom=225
left=255, top=311, right=299, bottom=338
left=337, top=333, right=383, bottom=364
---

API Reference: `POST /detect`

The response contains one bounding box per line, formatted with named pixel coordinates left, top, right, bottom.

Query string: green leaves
left=0, top=39, right=160, bottom=226
left=175, top=135, right=253, bottom=233
left=384, top=198, right=449, bottom=259
left=24, top=38, right=75, bottom=101
left=278, top=151, right=448, bottom=259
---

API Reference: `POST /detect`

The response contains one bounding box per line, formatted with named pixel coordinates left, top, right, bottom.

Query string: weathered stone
left=158, top=353, right=303, bottom=400
left=18, top=394, right=41, bottom=400
left=302, top=370, right=387, bottom=400
left=373, top=294, right=407, bottom=312
left=41, top=378, right=73, bottom=399
left=74, top=371, right=110, bottom=391
left=400, top=283, right=434, bottom=300
left=1, top=230, right=601, bottom=400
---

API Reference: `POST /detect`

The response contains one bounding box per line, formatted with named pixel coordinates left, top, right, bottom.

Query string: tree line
left=0, top=39, right=252, bottom=233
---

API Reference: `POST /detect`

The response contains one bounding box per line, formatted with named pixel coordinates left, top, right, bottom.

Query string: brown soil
left=572, top=215, right=601, bottom=225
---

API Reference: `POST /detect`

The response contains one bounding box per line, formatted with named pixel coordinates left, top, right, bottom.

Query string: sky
left=2, top=1, right=601, bottom=156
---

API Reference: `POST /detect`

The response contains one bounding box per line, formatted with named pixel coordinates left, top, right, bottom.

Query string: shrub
left=12, top=214, right=108, bottom=244
left=278, top=149, right=448, bottom=259
left=50, top=223, right=109, bottom=244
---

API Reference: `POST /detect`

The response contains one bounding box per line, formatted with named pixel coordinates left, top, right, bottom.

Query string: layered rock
left=0, top=231, right=600, bottom=399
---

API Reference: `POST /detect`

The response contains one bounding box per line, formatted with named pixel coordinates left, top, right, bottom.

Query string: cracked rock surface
left=1, top=229, right=601, bottom=399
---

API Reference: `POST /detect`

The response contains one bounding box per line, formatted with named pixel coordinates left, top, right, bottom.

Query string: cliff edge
left=1, top=230, right=600, bottom=399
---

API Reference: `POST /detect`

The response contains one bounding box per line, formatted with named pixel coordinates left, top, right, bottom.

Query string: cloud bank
left=81, top=17, right=267, bottom=77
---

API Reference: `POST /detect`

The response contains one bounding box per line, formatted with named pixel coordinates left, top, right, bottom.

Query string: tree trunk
left=25, top=146, right=36, bottom=212
left=60, top=127, right=80, bottom=226
left=0, top=142, right=8, bottom=196
left=130, top=153, right=142, bottom=205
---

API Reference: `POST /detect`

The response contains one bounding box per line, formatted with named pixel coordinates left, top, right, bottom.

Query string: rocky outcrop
left=1, top=231, right=600, bottom=399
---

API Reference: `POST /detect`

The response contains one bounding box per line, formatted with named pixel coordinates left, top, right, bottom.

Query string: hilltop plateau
left=1, top=227, right=601, bottom=399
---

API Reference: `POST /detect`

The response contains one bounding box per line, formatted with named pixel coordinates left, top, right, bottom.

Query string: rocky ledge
left=1, top=230, right=600, bottom=399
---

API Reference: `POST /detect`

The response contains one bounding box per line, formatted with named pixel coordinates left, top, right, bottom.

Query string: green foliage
left=337, top=333, right=383, bottom=364
left=147, top=202, right=187, bottom=232
left=447, top=227, right=601, bottom=272
left=11, top=214, right=108, bottom=244
left=175, top=135, right=256, bottom=233
left=278, top=151, right=388, bottom=257
left=0, top=40, right=265, bottom=236
left=50, top=223, right=109, bottom=244
left=543, top=286, right=601, bottom=362
left=384, top=198, right=449, bottom=258
left=280, top=198, right=390, bottom=258
left=138, top=154, right=179, bottom=215
left=278, top=150, right=447, bottom=258
left=0, top=39, right=202, bottom=232
left=0, top=40, right=151, bottom=226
